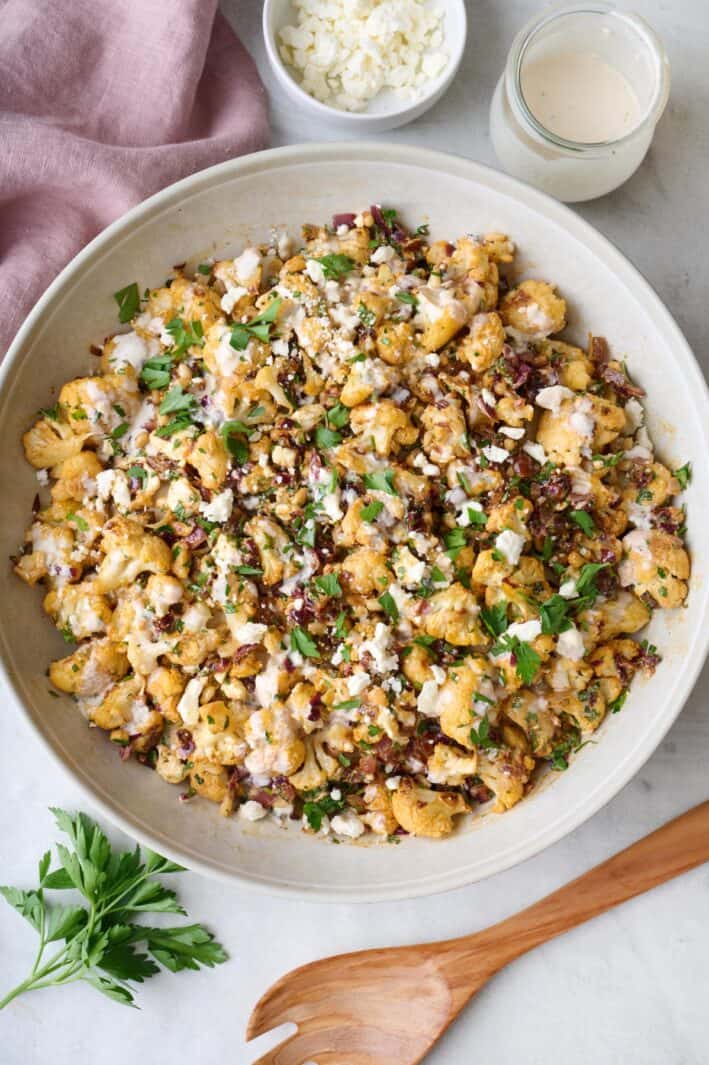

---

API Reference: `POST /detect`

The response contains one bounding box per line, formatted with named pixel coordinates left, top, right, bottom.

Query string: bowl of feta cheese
left=263, top=0, right=467, bottom=131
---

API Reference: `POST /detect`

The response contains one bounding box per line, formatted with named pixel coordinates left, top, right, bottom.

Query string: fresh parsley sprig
left=0, top=809, right=227, bottom=1010
left=229, top=297, right=282, bottom=351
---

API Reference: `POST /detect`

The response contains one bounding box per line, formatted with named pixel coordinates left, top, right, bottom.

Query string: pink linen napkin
left=0, top=0, right=269, bottom=356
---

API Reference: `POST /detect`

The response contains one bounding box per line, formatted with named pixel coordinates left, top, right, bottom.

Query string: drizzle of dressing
left=521, top=50, right=641, bottom=143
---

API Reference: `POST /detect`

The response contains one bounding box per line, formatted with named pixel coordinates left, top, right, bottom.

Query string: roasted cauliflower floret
left=94, top=517, right=172, bottom=592
left=341, top=547, right=391, bottom=596
left=427, top=743, right=479, bottom=786
left=459, top=311, right=505, bottom=372
left=188, top=430, right=229, bottom=491
left=437, top=658, right=490, bottom=749
left=349, top=401, right=417, bottom=456
left=417, top=288, right=468, bottom=352
left=477, top=748, right=534, bottom=811
left=243, top=703, right=305, bottom=777
left=499, top=280, right=566, bottom=338
left=50, top=452, right=103, bottom=502
left=43, top=583, right=112, bottom=640
left=391, top=779, right=468, bottom=838
left=619, top=529, right=689, bottom=607
left=421, top=399, right=468, bottom=464
left=504, top=691, right=560, bottom=757
left=146, top=666, right=186, bottom=722
left=420, top=584, right=487, bottom=647
left=49, top=638, right=129, bottom=695
left=190, top=701, right=247, bottom=766
left=23, top=416, right=89, bottom=469
left=549, top=683, right=607, bottom=733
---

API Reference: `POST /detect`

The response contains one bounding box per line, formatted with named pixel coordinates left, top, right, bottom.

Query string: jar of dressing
left=489, top=3, right=671, bottom=202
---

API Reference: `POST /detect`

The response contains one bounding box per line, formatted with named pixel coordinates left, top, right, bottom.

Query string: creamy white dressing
left=522, top=50, right=641, bottom=143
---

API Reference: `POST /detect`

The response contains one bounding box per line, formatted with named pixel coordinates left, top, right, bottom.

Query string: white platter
left=1, top=143, right=706, bottom=901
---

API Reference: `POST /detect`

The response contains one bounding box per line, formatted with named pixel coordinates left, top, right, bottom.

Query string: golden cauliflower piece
left=95, top=517, right=172, bottom=592
left=427, top=743, right=479, bottom=786
left=190, top=701, right=247, bottom=766
left=620, top=529, right=689, bottom=608
left=459, top=311, right=505, bottom=372
left=391, top=779, right=469, bottom=838
left=243, top=703, right=305, bottom=777
left=49, top=638, right=129, bottom=695
left=437, top=658, right=490, bottom=749
left=349, top=401, right=417, bottom=456
left=23, top=416, right=89, bottom=469
left=549, top=683, right=607, bottom=733
left=477, top=748, right=534, bottom=811
left=188, top=430, right=228, bottom=491
left=420, top=584, right=487, bottom=646
left=421, top=399, right=469, bottom=464
left=499, top=280, right=566, bottom=337
left=50, top=452, right=103, bottom=503
left=341, top=547, right=390, bottom=596
left=43, top=583, right=112, bottom=640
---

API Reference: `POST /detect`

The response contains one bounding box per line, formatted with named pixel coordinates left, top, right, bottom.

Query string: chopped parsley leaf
left=290, top=626, right=320, bottom=659
left=568, top=509, right=596, bottom=537
left=363, top=470, right=397, bottom=495
left=113, top=282, right=140, bottom=323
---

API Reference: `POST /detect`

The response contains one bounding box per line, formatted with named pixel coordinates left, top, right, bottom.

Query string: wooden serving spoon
left=247, top=801, right=709, bottom=1065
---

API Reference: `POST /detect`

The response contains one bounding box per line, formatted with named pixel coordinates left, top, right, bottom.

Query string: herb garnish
left=290, top=626, right=320, bottom=659
left=0, top=809, right=226, bottom=1010
left=568, top=509, right=596, bottom=537
left=229, top=297, right=281, bottom=350
left=314, top=254, right=355, bottom=280
left=363, top=470, right=397, bottom=495
left=360, top=500, right=384, bottom=522
left=113, top=283, right=140, bottom=324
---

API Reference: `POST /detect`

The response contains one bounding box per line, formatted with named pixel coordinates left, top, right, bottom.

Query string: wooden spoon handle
left=456, top=800, right=709, bottom=979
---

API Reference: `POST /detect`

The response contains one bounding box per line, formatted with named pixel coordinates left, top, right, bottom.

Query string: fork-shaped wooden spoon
left=247, top=801, right=709, bottom=1065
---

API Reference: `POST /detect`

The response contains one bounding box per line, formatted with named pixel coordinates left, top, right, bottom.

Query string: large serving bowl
left=1, top=143, right=706, bottom=901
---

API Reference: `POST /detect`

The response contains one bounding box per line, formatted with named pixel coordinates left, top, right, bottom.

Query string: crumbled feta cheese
left=556, top=626, right=585, bottom=661
left=239, top=800, right=268, bottom=822
left=330, top=810, right=365, bottom=839
left=482, top=444, right=509, bottom=465
left=347, top=671, right=371, bottom=696
left=371, top=244, right=396, bottom=264
left=495, top=529, right=525, bottom=566
left=569, top=409, right=594, bottom=439
left=499, top=425, right=525, bottom=440
left=199, top=488, right=233, bottom=524
left=221, top=284, right=248, bottom=314
left=624, top=397, right=645, bottom=431
left=535, top=385, right=574, bottom=413
left=177, top=676, right=207, bottom=727
left=559, top=579, right=578, bottom=599
left=417, top=678, right=440, bottom=717
left=506, top=618, right=542, bottom=642
left=305, top=258, right=326, bottom=285
left=359, top=622, right=398, bottom=674
left=233, top=622, right=268, bottom=646
left=278, top=0, right=449, bottom=113
left=523, top=441, right=547, bottom=465
left=233, top=247, right=261, bottom=284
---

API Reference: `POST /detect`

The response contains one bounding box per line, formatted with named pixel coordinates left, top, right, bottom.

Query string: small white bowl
left=262, top=0, right=467, bottom=133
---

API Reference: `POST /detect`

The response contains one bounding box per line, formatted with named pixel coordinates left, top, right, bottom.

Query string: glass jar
left=489, top=3, right=671, bottom=203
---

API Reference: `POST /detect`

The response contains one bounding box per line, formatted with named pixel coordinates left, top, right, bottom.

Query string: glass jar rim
left=505, top=2, right=671, bottom=154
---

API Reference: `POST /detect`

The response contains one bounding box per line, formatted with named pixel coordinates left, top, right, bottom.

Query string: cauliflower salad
left=15, top=206, right=690, bottom=841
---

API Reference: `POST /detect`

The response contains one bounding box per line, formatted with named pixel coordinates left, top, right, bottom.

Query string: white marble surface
left=2, top=2, right=708, bottom=1062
